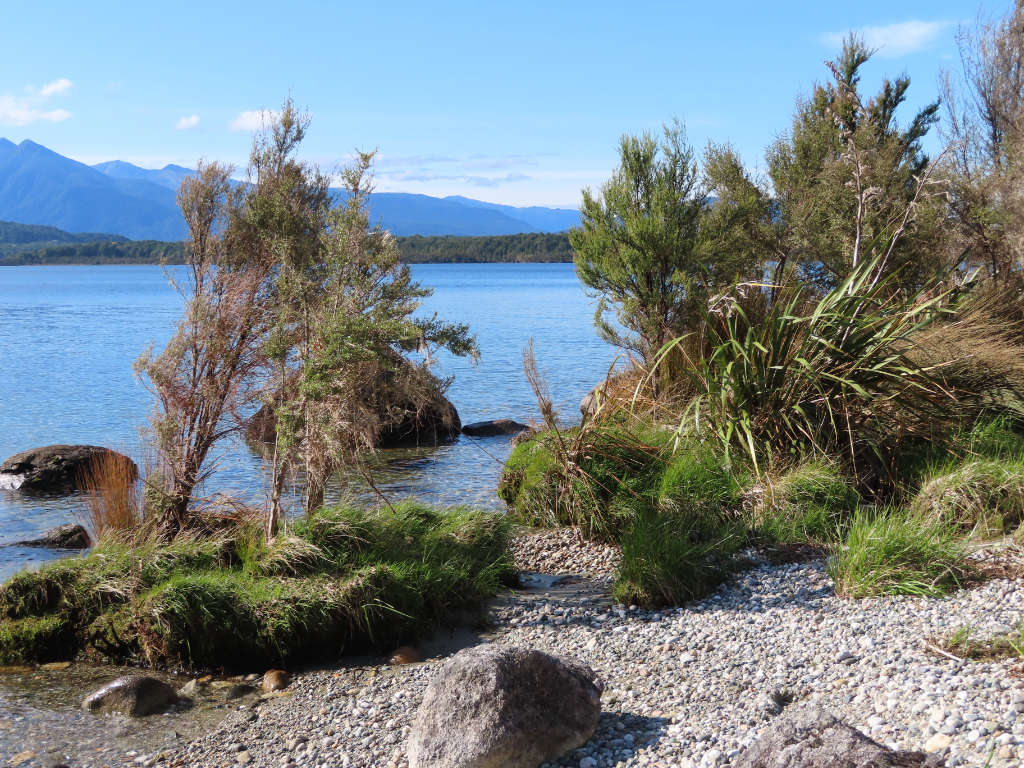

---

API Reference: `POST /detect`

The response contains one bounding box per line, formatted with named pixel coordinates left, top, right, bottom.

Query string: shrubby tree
left=943, top=0, right=1024, bottom=285
left=139, top=101, right=476, bottom=540
left=570, top=122, right=709, bottom=365
left=705, top=36, right=949, bottom=294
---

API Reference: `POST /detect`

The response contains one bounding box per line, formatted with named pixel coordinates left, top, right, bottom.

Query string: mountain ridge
left=0, top=139, right=578, bottom=239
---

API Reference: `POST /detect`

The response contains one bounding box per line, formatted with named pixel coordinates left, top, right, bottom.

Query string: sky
left=0, top=0, right=1000, bottom=208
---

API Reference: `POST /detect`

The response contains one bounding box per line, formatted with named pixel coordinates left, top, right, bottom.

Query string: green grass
left=0, top=501, right=513, bottom=670
left=613, top=506, right=742, bottom=607
left=941, top=623, right=1024, bottom=661
left=746, top=459, right=859, bottom=545
left=828, top=508, right=973, bottom=598
left=910, top=454, right=1024, bottom=537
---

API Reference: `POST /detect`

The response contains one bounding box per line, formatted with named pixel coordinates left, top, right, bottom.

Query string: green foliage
left=0, top=233, right=571, bottom=266
left=829, top=508, right=972, bottom=598
left=613, top=506, right=741, bottom=607
left=498, top=425, right=669, bottom=540
left=658, top=441, right=743, bottom=517
left=0, top=614, right=74, bottom=664
left=910, top=457, right=1024, bottom=537
left=571, top=122, right=711, bottom=362
left=746, top=460, right=859, bottom=544
left=0, top=503, right=511, bottom=670
left=675, top=257, right=953, bottom=478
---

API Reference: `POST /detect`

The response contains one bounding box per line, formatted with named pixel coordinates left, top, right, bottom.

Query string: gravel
left=31, top=531, right=1024, bottom=767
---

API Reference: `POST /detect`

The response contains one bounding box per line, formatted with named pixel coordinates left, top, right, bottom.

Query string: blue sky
left=0, top=0, right=994, bottom=207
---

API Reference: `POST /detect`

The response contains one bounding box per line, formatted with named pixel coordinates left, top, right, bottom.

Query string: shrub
left=910, top=457, right=1024, bottom=537
left=613, top=506, right=741, bottom=607
left=745, top=460, right=859, bottom=545
left=672, top=258, right=955, bottom=481
left=498, top=425, right=667, bottom=541
left=829, top=509, right=972, bottom=598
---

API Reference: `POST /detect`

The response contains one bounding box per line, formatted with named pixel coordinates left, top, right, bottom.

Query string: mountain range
left=0, top=139, right=579, bottom=241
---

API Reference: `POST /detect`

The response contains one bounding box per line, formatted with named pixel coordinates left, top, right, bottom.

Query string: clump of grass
left=941, top=623, right=1024, bottom=661
left=78, top=449, right=142, bottom=541
left=745, top=459, right=859, bottom=545
left=0, top=502, right=512, bottom=670
left=498, top=423, right=668, bottom=541
left=829, top=508, right=973, bottom=598
left=613, top=506, right=741, bottom=607
left=910, top=457, right=1024, bottom=537
left=658, top=440, right=742, bottom=517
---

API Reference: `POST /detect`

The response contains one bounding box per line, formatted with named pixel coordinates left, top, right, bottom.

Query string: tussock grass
left=829, top=509, right=972, bottom=598
left=0, top=502, right=512, bottom=669
left=910, top=458, right=1024, bottom=537
left=744, top=459, right=859, bottom=545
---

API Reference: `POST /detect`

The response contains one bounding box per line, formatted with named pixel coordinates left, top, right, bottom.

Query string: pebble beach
left=5, top=530, right=1023, bottom=768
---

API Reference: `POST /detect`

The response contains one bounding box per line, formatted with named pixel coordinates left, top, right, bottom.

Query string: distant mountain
left=0, top=139, right=579, bottom=240
left=0, top=220, right=127, bottom=245
left=442, top=195, right=579, bottom=232
left=0, top=139, right=186, bottom=240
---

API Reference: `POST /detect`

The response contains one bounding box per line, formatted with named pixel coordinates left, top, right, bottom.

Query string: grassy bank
left=500, top=414, right=1024, bottom=607
left=0, top=502, right=513, bottom=670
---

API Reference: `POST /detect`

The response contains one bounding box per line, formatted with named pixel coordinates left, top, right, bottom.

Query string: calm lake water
left=0, top=263, right=618, bottom=580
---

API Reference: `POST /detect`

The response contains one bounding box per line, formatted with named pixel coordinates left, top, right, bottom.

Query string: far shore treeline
left=0, top=227, right=573, bottom=265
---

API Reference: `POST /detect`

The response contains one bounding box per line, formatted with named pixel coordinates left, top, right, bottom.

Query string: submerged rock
left=461, top=419, right=530, bottom=438
left=82, top=675, right=178, bottom=717
left=0, top=445, right=136, bottom=493
left=733, top=707, right=939, bottom=767
left=407, top=644, right=602, bottom=768
left=14, top=523, right=90, bottom=549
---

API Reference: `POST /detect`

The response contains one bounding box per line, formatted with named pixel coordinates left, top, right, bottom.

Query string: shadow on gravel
left=556, top=710, right=672, bottom=765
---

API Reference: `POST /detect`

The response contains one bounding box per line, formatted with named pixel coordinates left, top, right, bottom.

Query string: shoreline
left=8, top=529, right=1020, bottom=768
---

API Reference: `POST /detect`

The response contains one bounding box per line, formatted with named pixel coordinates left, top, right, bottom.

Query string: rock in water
left=407, top=644, right=602, bottom=768
left=0, top=445, right=136, bottom=493
left=461, top=420, right=530, bottom=438
left=733, top=707, right=939, bottom=767
left=82, top=675, right=178, bottom=717
left=14, top=523, right=90, bottom=549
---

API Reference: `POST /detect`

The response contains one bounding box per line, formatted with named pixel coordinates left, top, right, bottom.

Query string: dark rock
left=245, top=361, right=461, bottom=449
left=225, top=684, right=257, bottom=700
left=82, top=675, right=178, bottom=717
left=14, top=523, right=90, bottom=550
left=733, top=707, right=940, bottom=768
left=407, top=644, right=602, bottom=768
left=462, top=419, right=530, bottom=438
left=0, top=445, right=136, bottom=493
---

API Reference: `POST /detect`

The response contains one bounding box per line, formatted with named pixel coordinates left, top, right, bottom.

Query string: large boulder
left=15, top=523, right=90, bottom=549
left=733, top=707, right=939, bottom=768
left=407, top=644, right=602, bottom=768
left=246, top=358, right=461, bottom=449
left=0, top=445, right=136, bottom=493
left=82, top=675, right=179, bottom=717
left=462, top=419, right=530, bottom=438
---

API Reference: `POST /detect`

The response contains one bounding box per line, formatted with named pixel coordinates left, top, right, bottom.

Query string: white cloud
left=0, top=79, right=74, bottom=126
left=175, top=114, right=200, bottom=130
left=228, top=109, right=279, bottom=131
left=40, top=78, right=73, bottom=97
left=822, top=20, right=954, bottom=58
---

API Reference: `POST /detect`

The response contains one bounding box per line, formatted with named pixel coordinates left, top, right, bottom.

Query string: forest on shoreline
left=0, top=229, right=573, bottom=265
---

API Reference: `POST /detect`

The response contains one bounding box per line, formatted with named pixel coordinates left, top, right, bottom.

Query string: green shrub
left=614, top=507, right=741, bottom=607
left=498, top=425, right=668, bottom=540
left=746, top=460, right=859, bottom=544
left=910, top=457, right=1024, bottom=536
left=829, top=509, right=972, bottom=598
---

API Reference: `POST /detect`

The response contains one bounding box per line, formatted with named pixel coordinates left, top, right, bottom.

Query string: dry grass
left=77, top=450, right=141, bottom=542
left=910, top=458, right=1024, bottom=537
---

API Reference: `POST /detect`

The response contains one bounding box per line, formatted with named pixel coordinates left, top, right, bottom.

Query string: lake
left=0, top=263, right=619, bottom=580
